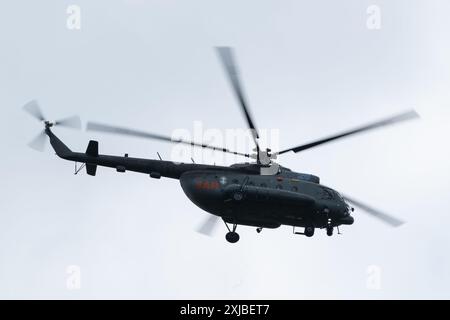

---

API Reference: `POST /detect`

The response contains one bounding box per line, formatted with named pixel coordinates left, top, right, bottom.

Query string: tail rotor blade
left=27, top=130, right=47, bottom=152
left=23, top=100, right=45, bottom=122
left=343, top=195, right=405, bottom=227
left=23, top=100, right=81, bottom=152
left=197, top=215, right=220, bottom=236
left=55, top=115, right=81, bottom=130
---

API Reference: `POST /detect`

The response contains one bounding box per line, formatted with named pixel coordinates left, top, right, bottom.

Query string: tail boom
left=44, top=128, right=226, bottom=179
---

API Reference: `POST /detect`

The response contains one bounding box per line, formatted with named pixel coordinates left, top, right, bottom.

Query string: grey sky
left=0, top=0, right=449, bottom=298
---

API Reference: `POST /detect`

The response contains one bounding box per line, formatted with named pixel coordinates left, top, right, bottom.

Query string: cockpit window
left=333, top=190, right=344, bottom=200
left=320, top=187, right=334, bottom=200
left=319, top=187, right=344, bottom=200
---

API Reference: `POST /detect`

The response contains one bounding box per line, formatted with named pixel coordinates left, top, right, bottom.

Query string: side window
left=291, top=186, right=298, bottom=192
left=276, top=184, right=283, bottom=190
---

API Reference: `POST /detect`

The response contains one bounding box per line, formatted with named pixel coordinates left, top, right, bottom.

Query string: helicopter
left=24, top=47, right=419, bottom=243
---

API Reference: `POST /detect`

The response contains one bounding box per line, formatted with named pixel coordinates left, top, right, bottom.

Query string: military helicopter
left=24, top=47, right=419, bottom=243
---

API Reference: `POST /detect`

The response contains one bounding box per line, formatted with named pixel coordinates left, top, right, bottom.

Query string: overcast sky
left=1, top=0, right=449, bottom=299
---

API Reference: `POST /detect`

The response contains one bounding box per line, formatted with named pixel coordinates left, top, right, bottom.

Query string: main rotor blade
left=197, top=215, right=220, bottom=236
left=216, top=47, right=260, bottom=148
left=343, top=195, right=405, bottom=227
left=86, top=122, right=250, bottom=158
left=55, top=115, right=82, bottom=129
left=276, top=110, right=419, bottom=155
left=27, top=130, right=47, bottom=152
left=23, top=100, right=45, bottom=121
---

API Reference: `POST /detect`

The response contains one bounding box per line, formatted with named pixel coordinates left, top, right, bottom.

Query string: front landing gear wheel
left=225, top=232, right=240, bottom=243
left=326, top=226, right=333, bottom=236
left=304, top=226, right=315, bottom=237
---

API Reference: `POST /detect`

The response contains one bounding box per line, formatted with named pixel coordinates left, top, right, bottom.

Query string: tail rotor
left=23, top=100, right=81, bottom=152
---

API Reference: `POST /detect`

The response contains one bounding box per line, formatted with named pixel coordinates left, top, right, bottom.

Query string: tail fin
left=86, top=140, right=98, bottom=157
left=85, top=140, right=98, bottom=176
left=45, top=128, right=73, bottom=158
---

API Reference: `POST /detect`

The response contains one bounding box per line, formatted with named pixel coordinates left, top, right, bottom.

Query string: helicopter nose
left=339, top=215, right=354, bottom=225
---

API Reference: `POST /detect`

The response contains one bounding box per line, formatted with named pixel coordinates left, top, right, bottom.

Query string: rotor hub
left=44, top=120, right=54, bottom=129
left=250, top=147, right=277, bottom=165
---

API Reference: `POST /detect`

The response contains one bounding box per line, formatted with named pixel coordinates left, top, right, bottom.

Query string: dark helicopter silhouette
left=24, top=47, right=418, bottom=243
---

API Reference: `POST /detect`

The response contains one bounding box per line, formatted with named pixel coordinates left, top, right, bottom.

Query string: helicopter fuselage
left=179, top=167, right=354, bottom=230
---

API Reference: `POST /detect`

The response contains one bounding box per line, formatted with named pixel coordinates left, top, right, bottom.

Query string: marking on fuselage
left=195, top=180, right=220, bottom=190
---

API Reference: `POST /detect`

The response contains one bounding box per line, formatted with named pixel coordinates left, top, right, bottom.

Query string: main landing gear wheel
left=223, top=220, right=240, bottom=243
left=225, top=232, right=240, bottom=243
left=304, top=226, right=315, bottom=237
left=326, top=226, right=333, bottom=236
